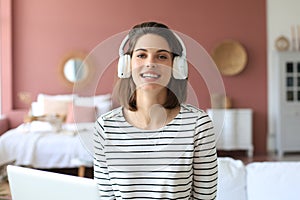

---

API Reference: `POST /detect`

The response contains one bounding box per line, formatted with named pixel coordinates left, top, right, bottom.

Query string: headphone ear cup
left=173, top=56, right=188, bottom=79
left=118, top=54, right=131, bottom=78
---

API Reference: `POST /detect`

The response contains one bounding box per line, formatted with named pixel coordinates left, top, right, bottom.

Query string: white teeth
left=141, top=73, right=159, bottom=78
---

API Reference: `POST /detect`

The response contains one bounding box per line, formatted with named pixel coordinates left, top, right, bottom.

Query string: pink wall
left=1, top=0, right=13, bottom=113
left=2, top=0, right=267, bottom=155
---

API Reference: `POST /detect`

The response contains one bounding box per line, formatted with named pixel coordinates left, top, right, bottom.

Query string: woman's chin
left=137, top=83, right=165, bottom=91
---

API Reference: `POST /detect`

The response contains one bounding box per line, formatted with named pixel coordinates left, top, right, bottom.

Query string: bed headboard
left=3, top=109, right=28, bottom=129
left=0, top=116, right=9, bottom=135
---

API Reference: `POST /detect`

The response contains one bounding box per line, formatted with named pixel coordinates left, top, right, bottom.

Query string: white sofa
left=217, top=157, right=300, bottom=200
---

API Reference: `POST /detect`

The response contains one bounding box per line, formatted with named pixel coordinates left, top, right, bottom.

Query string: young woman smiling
left=94, top=21, right=218, bottom=200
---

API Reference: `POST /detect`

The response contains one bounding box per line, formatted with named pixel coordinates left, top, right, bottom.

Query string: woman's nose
left=145, top=55, right=156, bottom=67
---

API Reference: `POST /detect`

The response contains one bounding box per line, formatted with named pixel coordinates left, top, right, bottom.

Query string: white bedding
left=0, top=122, right=94, bottom=169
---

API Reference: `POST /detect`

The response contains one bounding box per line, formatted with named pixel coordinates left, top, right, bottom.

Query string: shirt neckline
left=121, top=105, right=183, bottom=132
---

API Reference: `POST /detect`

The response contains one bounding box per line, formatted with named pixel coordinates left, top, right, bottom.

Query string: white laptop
left=7, top=165, right=100, bottom=200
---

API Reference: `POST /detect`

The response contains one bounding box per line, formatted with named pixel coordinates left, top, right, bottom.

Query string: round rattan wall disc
left=275, top=36, right=289, bottom=51
left=211, top=40, right=247, bottom=76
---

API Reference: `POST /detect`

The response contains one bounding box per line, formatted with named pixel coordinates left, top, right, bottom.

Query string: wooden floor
left=1, top=152, right=300, bottom=198
left=0, top=181, right=10, bottom=200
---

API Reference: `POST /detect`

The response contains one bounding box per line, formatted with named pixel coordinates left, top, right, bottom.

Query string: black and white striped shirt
left=94, top=104, right=217, bottom=200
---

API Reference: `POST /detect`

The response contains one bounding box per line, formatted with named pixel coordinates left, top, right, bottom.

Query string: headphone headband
left=119, top=35, right=129, bottom=56
left=172, top=32, right=186, bottom=58
left=118, top=32, right=186, bottom=57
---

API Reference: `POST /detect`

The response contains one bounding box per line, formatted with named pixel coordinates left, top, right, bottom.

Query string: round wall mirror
left=64, top=58, right=87, bottom=82
left=60, top=52, right=90, bottom=85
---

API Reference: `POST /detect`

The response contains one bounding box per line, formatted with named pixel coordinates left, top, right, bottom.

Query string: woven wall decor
left=211, top=40, right=247, bottom=76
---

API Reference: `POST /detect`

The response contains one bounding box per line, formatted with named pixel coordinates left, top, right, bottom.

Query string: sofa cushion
left=217, top=157, right=247, bottom=200
left=246, top=161, right=300, bottom=200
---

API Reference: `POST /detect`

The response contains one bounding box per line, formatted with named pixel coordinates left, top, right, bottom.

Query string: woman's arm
left=192, top=112, right=218, bottom=200
left=94, top=119, right=116, bottom=200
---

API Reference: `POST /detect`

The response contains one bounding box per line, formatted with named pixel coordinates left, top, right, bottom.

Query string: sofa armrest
left=217, top=157, right=247, bottom=200
left=246, top=161, right=300, bottom=200
left=0, top=115, right=9, bottom=135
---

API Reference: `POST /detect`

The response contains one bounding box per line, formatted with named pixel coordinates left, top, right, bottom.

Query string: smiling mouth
left=140, top=73, right=161, bottom=79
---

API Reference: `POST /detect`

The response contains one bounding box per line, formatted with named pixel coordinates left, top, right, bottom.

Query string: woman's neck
left=136, top=88, right=166, bottom=109
left=125, top=88, right=180, bottom=130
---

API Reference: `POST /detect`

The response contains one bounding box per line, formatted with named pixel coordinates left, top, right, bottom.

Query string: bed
left=0, top=122, right=94, bottom=169
left=0, top=93, right=112, bottom=176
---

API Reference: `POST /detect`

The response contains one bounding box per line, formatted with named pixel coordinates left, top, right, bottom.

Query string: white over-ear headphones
left=117, top=32, right=188, bottom=79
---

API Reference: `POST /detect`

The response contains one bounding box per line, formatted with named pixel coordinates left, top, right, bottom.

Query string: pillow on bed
left=42, top=98, right=70, bottom=117
left=66, top=104, right=96, bottom=123
left=74, top=94, right=111, bottom=106
left=74, top=94, right=112, bottom=117
left=37, top=93, right=77, bottom=117
left=37, top=93, right=77, bottom=102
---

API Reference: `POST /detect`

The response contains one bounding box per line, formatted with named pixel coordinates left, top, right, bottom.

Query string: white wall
left=267, top=0, right=300, bottom=151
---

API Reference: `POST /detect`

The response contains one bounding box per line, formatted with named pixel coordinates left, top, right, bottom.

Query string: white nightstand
left=207, top=109, right=253, bottom=157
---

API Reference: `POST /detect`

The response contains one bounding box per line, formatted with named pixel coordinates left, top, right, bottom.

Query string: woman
left=94, top=22, right=217, bottom=200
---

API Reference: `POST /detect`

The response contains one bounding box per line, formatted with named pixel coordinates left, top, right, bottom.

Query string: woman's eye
left=137, top=54, right=146, bottom=58
left=158, top=55, right=169, bottom=60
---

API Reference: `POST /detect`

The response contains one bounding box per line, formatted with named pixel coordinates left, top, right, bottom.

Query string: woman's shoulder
left=181, top=104, right=207, bottom=116
left=96, top=106, right=124, bottom=122
left=180, top=104, right=212, bottom=128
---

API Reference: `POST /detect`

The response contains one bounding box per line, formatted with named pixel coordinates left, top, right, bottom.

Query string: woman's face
left=131, top=34, right=173, bottom=91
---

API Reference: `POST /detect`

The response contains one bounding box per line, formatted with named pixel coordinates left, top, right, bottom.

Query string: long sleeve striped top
left=94, top=104, right=217, bottom=200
